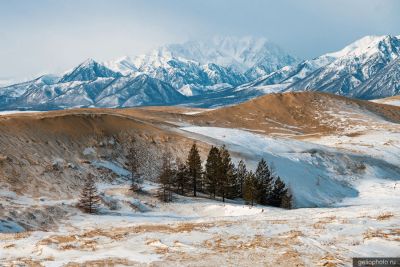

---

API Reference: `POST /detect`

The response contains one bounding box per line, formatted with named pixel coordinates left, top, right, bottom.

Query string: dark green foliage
left=255, top=158, right=273, bottom=205
left=241, top=158, right=292, bottom=209
left=186, top=143, right=203, bottom=197
left=270, top=176, right=288, bottom=207
left=174, top=158, right=190, bottom=195
left=243, top=171, right=258, bottom=206
left=157, top=152, right=175, bottom=202
left=219, top=145, right=237, bottom=201
left=204, top=146, right=222, bottom=198
left=236, top=160, right=247, bottom=198
left=78, top=173, right=101, bottom=214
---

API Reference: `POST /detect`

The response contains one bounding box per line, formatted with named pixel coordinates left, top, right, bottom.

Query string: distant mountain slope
left=353, top=57, right=400, bottom=99
left=287, top=35, right=400, bottom=98
left=0, top=60, right=186, bottom=110
left=60, top=59, right=122, bottom=83
left=104, top=36, right=299, bottom=92
left=95, top=74, right=187, bottom=107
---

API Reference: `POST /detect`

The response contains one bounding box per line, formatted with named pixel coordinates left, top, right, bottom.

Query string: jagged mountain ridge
left=103, top=36, right=297, bottom=95
left=1, top=35, right=400, bottom=110
left=60, top=59, right=122, bottom=83
left=1, top=60, right=186, bottom=110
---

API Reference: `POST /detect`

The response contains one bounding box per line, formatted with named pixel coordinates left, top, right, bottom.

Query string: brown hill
left=189, top=92, right=400, bottom=136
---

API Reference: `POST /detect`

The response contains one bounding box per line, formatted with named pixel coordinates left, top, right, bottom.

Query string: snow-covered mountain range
left=1, top=35, right=400, bottom=110
left=287, top=35, right=400, bottom=98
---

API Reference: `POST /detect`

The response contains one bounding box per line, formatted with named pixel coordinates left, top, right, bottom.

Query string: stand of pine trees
left=243, top=158, right=292, bottom=208
left=158, top=143, right=293, bottom=209
left=77, top=142, right=293, bottom=210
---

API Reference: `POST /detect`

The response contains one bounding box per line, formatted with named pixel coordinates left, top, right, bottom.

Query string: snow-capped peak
left=80, top=58, right=97, bottom=66
left=103, top=56, right=138, bottom=75
left=324, top=35, right=399, bottom=59
left=60, top=58, right=121, bottom=83
left=160, top=36, right=299, bottom=73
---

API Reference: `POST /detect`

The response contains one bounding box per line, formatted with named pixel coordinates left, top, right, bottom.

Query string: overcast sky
left=1, top=0, right=399, bottom=82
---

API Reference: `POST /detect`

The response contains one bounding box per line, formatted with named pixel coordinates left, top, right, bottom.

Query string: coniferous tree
left=280, top=187, right=293, bottom=209
left=243, top=171, right=258, bottom=206
left=219, top=145, right=236, bottom=201
left=126, top=139, right=140, bottom=192
left=236, top=160, right=247, bottom=198
left=78, top=173, right=101, bottom=214
left=255, top=158, right=273, bottom=205
left=204, top=146, right=221, bottom=198
left=157, top=152, right=175, bottom=202
left=174, top=158, right=190, bottom=195
left=270, top=176, right=288, bottom=207
left=186, top=143, right=202, bottom=197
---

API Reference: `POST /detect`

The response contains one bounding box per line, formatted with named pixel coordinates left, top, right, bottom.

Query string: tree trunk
left=193, top=172, right=197, bottom=197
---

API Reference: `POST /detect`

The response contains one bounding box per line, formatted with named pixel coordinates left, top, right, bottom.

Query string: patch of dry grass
left=64, top=258, right=144, bottom=267
left=363, top=228, right=400, bottom=241
left=376, top=212, right=394, bottom=221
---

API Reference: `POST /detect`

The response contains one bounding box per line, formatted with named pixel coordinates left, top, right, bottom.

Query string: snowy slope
left=133, top=56, right=247, bottom=95
left=354, top=57, right=400, bottom=99
left=95, top=74, right=187, bottom=107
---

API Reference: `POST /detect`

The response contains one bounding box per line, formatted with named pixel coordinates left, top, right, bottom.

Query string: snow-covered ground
left=1, top=178, right=399, bottom=266
left=0, top=110, right=43, bottom=116
left=371, top=98, right=400, bottom=107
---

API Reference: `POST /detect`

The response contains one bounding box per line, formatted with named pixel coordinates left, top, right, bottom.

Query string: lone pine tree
left=204, top=146, right=221, bottom=198
left=255, top=158, right=273, bottom=205
left=175, top=158, right=190, bottom=195
left=157, top=151, right=175, bottom=202
left=78, top=173, right=101, bottom=214
left=236, top=160, right=247, bottom=198
left=219, top=145, right=236, bottom=201
left=186, top=143, right=203, bottom=197
left=243, top=171, right=258, bottom=206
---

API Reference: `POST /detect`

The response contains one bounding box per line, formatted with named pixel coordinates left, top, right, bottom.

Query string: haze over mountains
left=1, top=35, right=400, bottom=110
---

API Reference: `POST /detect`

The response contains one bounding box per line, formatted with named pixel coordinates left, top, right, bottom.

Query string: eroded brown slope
left=0, top=110, right=209, bottom=198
